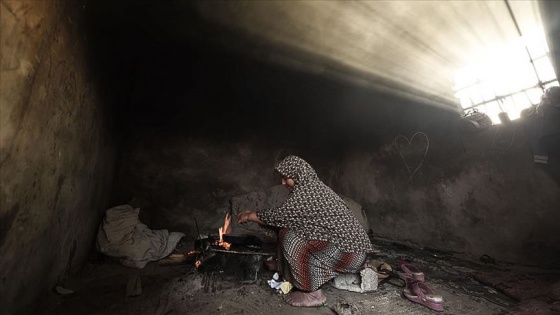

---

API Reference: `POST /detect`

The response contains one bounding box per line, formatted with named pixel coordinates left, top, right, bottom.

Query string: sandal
left=370, top=260, right=406, bottom=287
left=397, top=261, right=425, bottom=282
left=370, top=260, right=393, bottom=280
left=403, top=282, right=444, bottom=312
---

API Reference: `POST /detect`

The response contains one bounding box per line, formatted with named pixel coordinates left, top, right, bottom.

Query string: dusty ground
left=37, top=239, right=560, bottom=315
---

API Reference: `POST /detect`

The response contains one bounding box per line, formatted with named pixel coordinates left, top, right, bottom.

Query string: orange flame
left=218, top=212, right=232, bottom=250
left=223, top=212, right=231, bottom=234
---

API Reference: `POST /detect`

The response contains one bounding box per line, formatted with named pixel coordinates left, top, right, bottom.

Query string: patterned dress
left=257, top=155, right=373, bottom=291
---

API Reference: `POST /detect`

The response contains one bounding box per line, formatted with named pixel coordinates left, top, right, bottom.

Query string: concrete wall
left=541, top=0, right=560, bottom=79
left=112, top=38, right=560, bottom=267
left=0, top=2, right=116, bottom=314
left=0, top=1, right=557, bottom=313
left=337, top=121, right=560, bottom=267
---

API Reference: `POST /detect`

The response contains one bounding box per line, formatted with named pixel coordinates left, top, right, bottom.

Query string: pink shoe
left=397, top=261, right=425, bottom=282
left=403, top=282, right=444, bottom=312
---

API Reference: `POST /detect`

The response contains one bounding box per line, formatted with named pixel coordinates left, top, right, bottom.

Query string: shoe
left=370, top=260, right=393, bottom=280
left=402, top=282, right=444, bottom=312
left=397, top=261, right=425, bottom=282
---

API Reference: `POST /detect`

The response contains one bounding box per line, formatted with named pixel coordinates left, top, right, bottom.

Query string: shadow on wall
left=1, top=2, right=118, bottom=315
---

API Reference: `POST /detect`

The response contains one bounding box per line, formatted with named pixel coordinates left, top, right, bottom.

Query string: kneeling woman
left=238, top=155, right=373, bottom=307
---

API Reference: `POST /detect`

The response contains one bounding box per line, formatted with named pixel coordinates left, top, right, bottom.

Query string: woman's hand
left=237, top=211, right=265, bottom=225
left=238, top=211, right=254, bottom=224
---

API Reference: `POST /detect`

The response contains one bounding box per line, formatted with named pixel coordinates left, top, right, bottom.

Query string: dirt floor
left=37, top=239, right=560, bottom=315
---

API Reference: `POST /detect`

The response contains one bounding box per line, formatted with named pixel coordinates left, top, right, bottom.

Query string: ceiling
left=93, top=1, right=559, bottom=110
left=176, top=1, right=555, bottom=109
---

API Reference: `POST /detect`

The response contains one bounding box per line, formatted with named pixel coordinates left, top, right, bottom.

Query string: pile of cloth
left=96, top=205, right=184, bottom=268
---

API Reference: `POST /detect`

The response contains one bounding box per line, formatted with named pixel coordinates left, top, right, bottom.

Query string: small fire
left=195, top=213, right=232, bottom=269
left=218, top=212, right=232, bottom=250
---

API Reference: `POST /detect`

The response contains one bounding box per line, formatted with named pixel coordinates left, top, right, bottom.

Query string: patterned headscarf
left=275, top=155, right=318, bottom=185
left=258, top=156, right=373, bottom=253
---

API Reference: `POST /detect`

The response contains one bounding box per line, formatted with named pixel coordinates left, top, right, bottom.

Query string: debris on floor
left=36, top=238, right=560, bottom=315
left=125, top=275, right=142, bottom=297
left=55, top=286, right=74, bottom=295
left=267, top=272, right=293, bottom=294
left=331, top=301, right=360, bottom=315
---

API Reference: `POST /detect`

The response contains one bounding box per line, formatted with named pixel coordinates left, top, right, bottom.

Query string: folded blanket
left=96, top=205, right=184, bottom=268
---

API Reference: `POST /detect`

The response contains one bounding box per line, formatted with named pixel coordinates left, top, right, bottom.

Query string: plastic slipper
left=363, top=260, right=404, bottom=288
left=397, top=261, right=425, bottom=282
left=403, top=282, right=444, bottom=312
left=370, top=260, right=393, bottom=280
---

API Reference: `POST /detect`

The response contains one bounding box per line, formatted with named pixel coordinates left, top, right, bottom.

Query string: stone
left=330, top=268, right=378, bottom=293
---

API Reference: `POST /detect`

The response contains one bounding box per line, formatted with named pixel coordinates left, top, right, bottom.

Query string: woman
left=238, top=155, right=373, bottom=307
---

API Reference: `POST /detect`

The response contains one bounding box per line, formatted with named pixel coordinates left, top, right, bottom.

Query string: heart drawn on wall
left=394, top=132, right=430, bottom=183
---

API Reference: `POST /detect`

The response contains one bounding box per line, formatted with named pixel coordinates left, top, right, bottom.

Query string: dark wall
left=541, top=0, right=560, bottom=79
left=338, top=122, right=560, bottom=266
left=1, top=2, right=557, bottom=314
left=111, top=41, right=415, bottom=230
left=93, top=1, right=560, bottom=266
left=108, top=39, right=560, bottom=266
left=1, top=1, right=117, bottom=314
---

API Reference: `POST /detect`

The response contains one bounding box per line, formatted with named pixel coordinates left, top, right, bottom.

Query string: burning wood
left=195, top=251, right=216, bottom=269
left=193, top=212, right=272, bottom=270
left=218, top=212, right=232, bottom=250
left=194, top=212, right=233, bottom=268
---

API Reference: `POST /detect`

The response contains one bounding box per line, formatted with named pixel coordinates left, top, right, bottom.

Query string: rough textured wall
left=0, top=2, right=116, bottom=314
left=337, top=119, right=560, bottom=267
left=117, top=135, right=291, bottom=234
left=541, top=0, right=560, bottom=78
left=111, top=42, right=379, bottom=237
left=98, top=1, right=559, bottom=267
left=115, top=40, right=559, bottom=267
